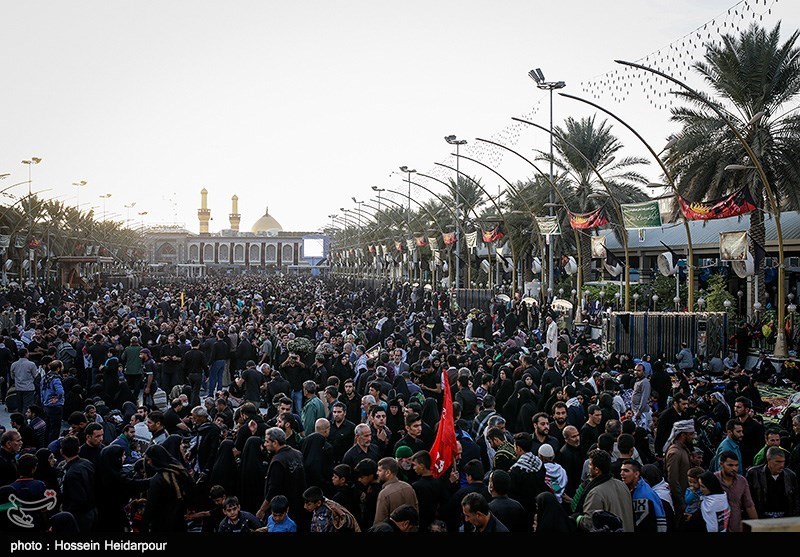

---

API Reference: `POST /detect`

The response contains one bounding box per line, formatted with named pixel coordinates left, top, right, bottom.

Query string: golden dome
left=251, top=207, right=283, bottom=233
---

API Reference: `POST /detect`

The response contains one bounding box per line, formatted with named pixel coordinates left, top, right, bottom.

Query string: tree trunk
left=579, top=233, right=593, bottom=286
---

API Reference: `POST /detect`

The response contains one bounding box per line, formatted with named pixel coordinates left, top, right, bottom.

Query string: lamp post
left=371, top=186, right=385, bottom=213
left=529, top=68, right=565, bottom=303
left=138, top=211, right=148, bottom=232
left=399, top=166, right=416, bottom=281
left=72, top=180, right=87, bottom=211
left=20, top=157, right=42, bottom=282
left=633, top=292, right=639, bottom=312
left=617, top=59, right=787, bottom=356
left=445, top=135, right=467, bottom=289
left=652, top=294, right=659, bottom=312
left=124, top=202, right=136, bottom=229
left=99, top=193, right=112, bottom=221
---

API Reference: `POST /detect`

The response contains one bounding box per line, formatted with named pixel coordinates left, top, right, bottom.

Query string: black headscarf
left=209, top=439, right=238, bottom=495
left=48, top=512, right=80, bottom=534
left=535, top=491, right=574, bottom=533
left=238, top=435, right=266, bottom=514
left=34, top=448, right=59, bottom=492
left=421, top=397, right=440, bottom=430
left=97, top=444, right=125, bottom=487
left=144, top=444, right=192, bottom=502
left=161, top=435, right=187, bottom=467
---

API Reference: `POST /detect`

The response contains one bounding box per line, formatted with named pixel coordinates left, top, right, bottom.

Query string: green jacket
left=121, top=345, right=144, bottom=375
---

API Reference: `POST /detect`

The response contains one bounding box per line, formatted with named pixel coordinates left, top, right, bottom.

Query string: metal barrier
left=453, top=288, right=494, bottom=313
left=605, top=311, right=728, bottom=359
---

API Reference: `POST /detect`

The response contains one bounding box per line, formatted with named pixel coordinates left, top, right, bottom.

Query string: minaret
left=198, top=188, right=211, bottom=234
left=229, top=195, right=241, bottom=232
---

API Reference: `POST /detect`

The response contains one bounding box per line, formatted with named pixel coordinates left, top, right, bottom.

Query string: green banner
left=621, top=200, right=662, bottom=229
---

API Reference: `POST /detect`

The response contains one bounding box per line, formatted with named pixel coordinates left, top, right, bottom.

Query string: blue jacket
left=631, top=478, right=667, bottom=533
left=40, top=372, right=64, bottom=408
left=709, top=436, right=743, bottom=474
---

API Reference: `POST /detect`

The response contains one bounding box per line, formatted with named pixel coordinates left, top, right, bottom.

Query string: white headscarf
left=663, top=419, right=695, bottom=453
left=711, top=392, right=730, bottom=417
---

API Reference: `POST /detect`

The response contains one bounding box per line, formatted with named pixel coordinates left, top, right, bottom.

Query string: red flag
left=678, top=185, right=757, bottom=221
left=481, top=223, right=504, bottom=243
left=429, top=371, right=457, bottom=478
left=415, top=236, right=428, bottom=247
left=568, top=208, right=609, bottom=229
left=441, top=231, right=456, bottom=245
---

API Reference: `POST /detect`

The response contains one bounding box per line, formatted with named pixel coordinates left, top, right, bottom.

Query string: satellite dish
left=531, top=257, right=542, bottom=274
left=4, top=260, right=12, bottom=270
left=563, top=256, right=578, bottom=275
left=480, top=259, right=491, bottom=274
left=731, top=251, right=755, bottom=278
left=657, top=252, right=678, bottom=276
left=604, top=261, right=623, bottom=277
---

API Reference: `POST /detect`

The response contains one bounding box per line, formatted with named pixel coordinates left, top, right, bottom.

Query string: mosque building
left=142, top=189, right=326, bottom=276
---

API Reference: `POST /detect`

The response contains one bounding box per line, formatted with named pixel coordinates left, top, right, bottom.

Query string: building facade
left=142, top=189, right=326, bottom=274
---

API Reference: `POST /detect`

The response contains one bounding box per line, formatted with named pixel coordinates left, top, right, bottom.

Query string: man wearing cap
left=664, top=419, right=696, bottom=515
left=394, top=445, right=417, bottom=484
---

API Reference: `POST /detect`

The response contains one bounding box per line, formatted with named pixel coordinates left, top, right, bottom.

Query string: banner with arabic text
left=568, top=208, right=609, bottom=230
left=621, top=200, right=662, bottom=229
left=591, top=235, right=607, bottom=258
left=719, top=231, right=748, bottom=261
left=441, top=231, right=456, bottom=245
left=481, top=223, right=504, bottom=243
left=678, top=185, right=757, bottom=221
left=465, top=231, right=477, bottom=250
left=535, top=216, right=560, bottom=236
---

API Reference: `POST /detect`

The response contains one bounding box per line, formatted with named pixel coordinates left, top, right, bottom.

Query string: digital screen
left=303, top=237, right=325, bottom=258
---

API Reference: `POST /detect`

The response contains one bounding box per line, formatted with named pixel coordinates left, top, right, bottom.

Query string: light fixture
left=724, top=164, right=754, bottom=172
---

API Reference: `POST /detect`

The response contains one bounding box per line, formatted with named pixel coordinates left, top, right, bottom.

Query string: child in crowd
left=266, top=495, right=297, bottom=532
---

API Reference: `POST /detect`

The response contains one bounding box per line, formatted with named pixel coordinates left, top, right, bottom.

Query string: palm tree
left=665, top=22, right=800, bottom=309
left=536, top=115, right=650, bottom=281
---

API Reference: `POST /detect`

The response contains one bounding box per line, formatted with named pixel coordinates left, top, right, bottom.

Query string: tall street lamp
left=138, top=210, right=148, bottom=231
left=72, top=180, right=87, bottom=211
left=21, top=157, right=42, bottom=281
left=99, top=193, right=112, bottom=221
left=529, top=68, right=565, bottom=300
left=124, top=202, right=137, bottom=228
left=399, top=166, right=416, bottom=281
left=371, top=186, right=385, bottom=213
left=445, top=135, right=467, bottom=288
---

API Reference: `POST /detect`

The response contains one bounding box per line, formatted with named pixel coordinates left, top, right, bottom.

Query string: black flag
left=751, top=238, right=768, bottom=270
left=604, top=246, right=625, bottom=268
left=659, top=241, right=681, bottom=262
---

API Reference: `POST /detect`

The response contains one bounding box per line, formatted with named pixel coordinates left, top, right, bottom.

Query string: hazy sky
left=1, top=0, right=795, bottom=235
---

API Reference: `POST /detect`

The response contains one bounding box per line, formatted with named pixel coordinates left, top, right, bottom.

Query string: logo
left=0, top=490, right=58, bottom=528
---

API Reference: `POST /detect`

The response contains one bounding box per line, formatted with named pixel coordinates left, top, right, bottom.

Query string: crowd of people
left=0, top=274, right=799, bottom=534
